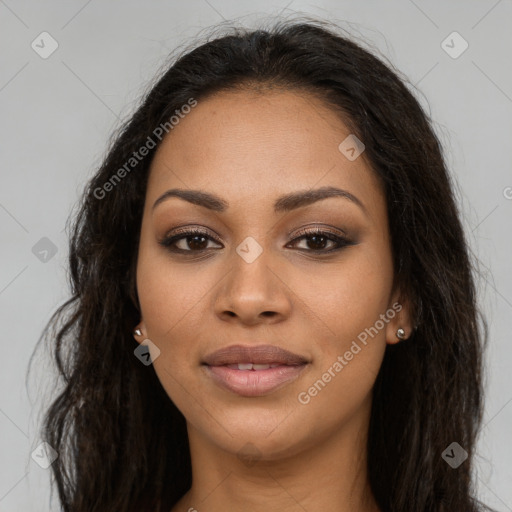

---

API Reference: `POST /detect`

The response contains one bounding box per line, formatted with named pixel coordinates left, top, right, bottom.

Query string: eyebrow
left=152, top=186, right=367, bottom=215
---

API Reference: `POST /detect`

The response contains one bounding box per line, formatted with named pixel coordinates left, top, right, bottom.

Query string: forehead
left=145, top=88, right=384, bottom=219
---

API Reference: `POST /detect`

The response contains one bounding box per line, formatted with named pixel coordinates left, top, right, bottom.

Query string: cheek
left=136, top=252, right=205, bottom=412
left=135, top=246, right=220, bottom=401
left=136, top=243, right=215, bottom=341
left=307, top=244, right=393, bottom=348
left=296, top=245, right=393, bottom=406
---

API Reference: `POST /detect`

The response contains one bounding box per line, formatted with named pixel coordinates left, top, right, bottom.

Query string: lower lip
left=203, top=364, right=307, bottom=397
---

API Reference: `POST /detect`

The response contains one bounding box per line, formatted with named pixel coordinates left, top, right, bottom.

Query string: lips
left=201, top=344, right=309, bottom=397
left=225, top=363, right=281, bottom=370
left=202, top=344, right=309, bottom=367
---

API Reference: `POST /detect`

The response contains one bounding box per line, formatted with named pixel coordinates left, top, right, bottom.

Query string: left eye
left=288, top=229, right=351, bottom=252
left=159, top=228, right=353, bottom=254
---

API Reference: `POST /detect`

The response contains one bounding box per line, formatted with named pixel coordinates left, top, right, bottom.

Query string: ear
left=132, top=320, right=147, bottom=345
left=384, top=289, right=414, bottom=345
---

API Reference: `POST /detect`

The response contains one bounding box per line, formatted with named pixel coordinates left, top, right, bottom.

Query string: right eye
left=158, top=228, right=222, bottom=253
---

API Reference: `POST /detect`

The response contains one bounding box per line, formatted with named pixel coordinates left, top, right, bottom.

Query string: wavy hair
left=30, top=17, right=491, bottom=512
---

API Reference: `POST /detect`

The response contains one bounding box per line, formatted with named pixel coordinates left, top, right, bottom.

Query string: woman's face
left=135, top=88, right=410, bottom=461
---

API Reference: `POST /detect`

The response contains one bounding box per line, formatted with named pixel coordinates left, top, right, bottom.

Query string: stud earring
left=396, top=328, right=406, bottom=340
left=133, top=328, right=142, bottom=337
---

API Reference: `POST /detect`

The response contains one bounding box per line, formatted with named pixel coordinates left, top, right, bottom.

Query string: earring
left=396, top=328, right=406, bottom=340
left=133, top=328, right=142, bottom=337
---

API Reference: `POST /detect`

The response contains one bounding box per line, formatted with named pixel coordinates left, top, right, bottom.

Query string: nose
left=213, top=247, right=292, bottom=326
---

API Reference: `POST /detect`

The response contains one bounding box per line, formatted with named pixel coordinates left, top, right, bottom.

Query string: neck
left=171, top=399, right=380, bottom=512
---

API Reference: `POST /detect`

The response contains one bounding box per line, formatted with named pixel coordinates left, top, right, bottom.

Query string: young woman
left=34, top=17, right=492, bottom=512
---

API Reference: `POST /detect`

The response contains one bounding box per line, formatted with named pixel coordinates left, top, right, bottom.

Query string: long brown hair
left=30, top=17, right=491, bottom=511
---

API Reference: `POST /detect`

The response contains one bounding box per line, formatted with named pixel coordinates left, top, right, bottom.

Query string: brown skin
left=134, top=89, right=412, bottom=512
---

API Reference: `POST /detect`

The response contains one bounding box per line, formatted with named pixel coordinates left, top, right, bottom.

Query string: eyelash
left=158, top=226, right=354, bottom=256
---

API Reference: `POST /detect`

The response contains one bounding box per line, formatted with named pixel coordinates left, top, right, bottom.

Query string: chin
left=202, top=414, right=315, bottom=461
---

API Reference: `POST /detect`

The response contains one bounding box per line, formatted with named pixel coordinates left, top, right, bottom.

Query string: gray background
left=1, top=1, right=511, bottom=510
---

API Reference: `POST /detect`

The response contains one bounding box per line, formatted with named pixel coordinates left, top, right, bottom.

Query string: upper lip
left=202, top=344, right=309, bottom=366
